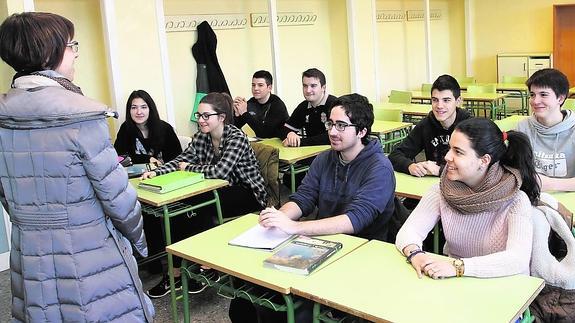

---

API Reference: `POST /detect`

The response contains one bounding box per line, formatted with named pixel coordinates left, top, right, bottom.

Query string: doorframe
left=553, top=4, right=575, bottom=86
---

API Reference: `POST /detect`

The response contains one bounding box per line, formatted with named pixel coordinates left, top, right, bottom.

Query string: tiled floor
left=0, top=268, right=231, bottom=323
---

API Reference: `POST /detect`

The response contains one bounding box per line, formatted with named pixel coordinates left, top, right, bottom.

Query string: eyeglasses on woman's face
left=194, top=112, right=220, bottom=120
left=66, top=40, right=79, bottom=53
left=324, top=120, right=358, bottom=132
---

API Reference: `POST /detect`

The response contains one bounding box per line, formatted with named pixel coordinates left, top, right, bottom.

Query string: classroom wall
left=470, top=0, right=574, bottom=83
left=376, top=0, right=466, bottom=98
left=164, top=0, right=351, bottom=134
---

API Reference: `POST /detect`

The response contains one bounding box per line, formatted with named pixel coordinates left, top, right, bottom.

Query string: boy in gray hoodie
left=516, top=68, right=575, bottom=191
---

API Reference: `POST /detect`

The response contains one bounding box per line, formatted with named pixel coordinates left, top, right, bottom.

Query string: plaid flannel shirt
left=155, top=124, right=267, bottom=207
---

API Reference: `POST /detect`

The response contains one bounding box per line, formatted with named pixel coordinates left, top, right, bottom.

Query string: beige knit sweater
left=396, top=184, right=533, bottom=278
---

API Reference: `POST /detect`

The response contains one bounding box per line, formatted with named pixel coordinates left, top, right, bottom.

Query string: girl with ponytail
left=396, top=117, right=540, bottom=279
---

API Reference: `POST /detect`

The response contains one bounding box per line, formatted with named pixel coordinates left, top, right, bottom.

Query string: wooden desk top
left=371, top=120, right=412, bottom=135
left=374, top=103, right=431, bottom=116
left=460, top=83, right=528, bottom=92
left=411, top=91, right=509, bottom=102
left=394, top=171, right=438, bottom=199
left=130, top=178, right=229, bottom=207
left=550, top=191, right=575, bottom=213
left=166, top=214, right=367, bottom=294
left=258, top=138, right=331, bottom=164
left=291, top=240, right=544, bottom=323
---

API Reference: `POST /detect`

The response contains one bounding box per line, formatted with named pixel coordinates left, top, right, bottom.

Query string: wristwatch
left=452, top=258, right=465, bottom=277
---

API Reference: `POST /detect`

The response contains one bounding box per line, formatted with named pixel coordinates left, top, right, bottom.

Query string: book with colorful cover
left=138, top=170, right=204, bottom=193
left=263, top=235, right=343, bottom=275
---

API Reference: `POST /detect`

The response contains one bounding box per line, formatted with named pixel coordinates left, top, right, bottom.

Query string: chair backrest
left=373, top=108, right=403, bottom=122
left=177, top=135, right=192, bottom=151
left=389, top=90, right=412, bottom=104
left=502, top=75, right=528, bottom=84
left=482, top=83, right=497, bottom=93
left=421, top=83, right=433, bottom=94
left=456, top=76, right=475, bottom=85
left=241, top=124, right=256, bottom=137
left=466, top=84, right=485, bottom=93
left=250, top=142, right=280, bottom=207
left=563, top=98, right=575, bottom=111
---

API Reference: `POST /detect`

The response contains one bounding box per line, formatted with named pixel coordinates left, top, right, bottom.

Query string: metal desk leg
left=162, top=205, right=179, bottom=323
left=282, top=294, right=296, bottom=323
left=312, top=302, right=321, bottom=323
left=181, top=259, right=191, bottom=323
left=213, top=190, right=223, bottom=225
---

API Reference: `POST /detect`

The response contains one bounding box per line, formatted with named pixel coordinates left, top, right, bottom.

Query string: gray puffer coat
left=0, top=77, right=154, bottom=322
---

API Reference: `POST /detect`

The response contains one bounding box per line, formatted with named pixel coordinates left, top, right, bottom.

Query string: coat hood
left=527, top=110, right=575, bottom=136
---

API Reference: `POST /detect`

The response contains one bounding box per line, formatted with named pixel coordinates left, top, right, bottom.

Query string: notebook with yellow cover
left=138, top=171, right=204, bottom=193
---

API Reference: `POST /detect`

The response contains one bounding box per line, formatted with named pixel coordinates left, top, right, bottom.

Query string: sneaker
left=146, top=275, right=181, bottom=299
left=187, top=279, right=208, bottom=294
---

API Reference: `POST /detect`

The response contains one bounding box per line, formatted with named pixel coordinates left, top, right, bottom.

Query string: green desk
left=291, top=240, right=544, bottom=323
left=460, top=83, right=528, bottom=114
left=166, top=214, right=367, bottom=323
left=259, top=138, right=330, bottom=193
left=411, top=90, right=509, bottom=119
left=131, top=178, right=229, bottom=322
left=394, top=171, right=438, bottom=200
left=550, top=191, right=575, bottom=213
left=374, top=102, right=431, bottom=123
left=371, top=120, right=412, bottom=153
left=494, top=115, right=529, bottom=131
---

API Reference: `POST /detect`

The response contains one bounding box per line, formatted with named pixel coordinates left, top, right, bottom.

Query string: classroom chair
left=177, top=135, right=192, bottom=151
left=241, top=124, right=256, bottom=137
left=373, top=108, right=403, bottom=122
left=502, top=76, right=528, bottom=84
left=455, top=76, right=475, bottom=86
left=250, top=142, right=281, bottom=208
left=389, top=90, right=412, bottom=104
left=421, top=83, right=432, bottom=94
left=564, top=98, right=575, bottom=111
left=465, top=84, right=497, bottom=117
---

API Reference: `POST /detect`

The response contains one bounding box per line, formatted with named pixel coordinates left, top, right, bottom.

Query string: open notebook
left=228, top=224, right=294, bottom=250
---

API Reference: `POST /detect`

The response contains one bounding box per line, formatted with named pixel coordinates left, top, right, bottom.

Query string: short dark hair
left=252, top=70, right=273, bottom=86
left=431, top=74, right=461, bottom=99
left=0, top=12, right=74, bottom=73
left=332, top=93, right=374, bottom=145
left=526, top=68, right=569, bottom=103
left=302, top=68, right=326, bottom=86
left=455, top=118, right=540, bottom=205
left=200, top=92, right=234, bottom=125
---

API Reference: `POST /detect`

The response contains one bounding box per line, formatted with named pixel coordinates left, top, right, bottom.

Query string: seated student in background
left=115, top=90, right=183, bottom=276
left=516, top=68, right=575, bottom=191
left=229, top=94, right=396, bottom=323
left=396, top=118, right=540, bottom=279
left=114, top=89, right=182, bottom=164
left=278, top=68, right=337, bottom=147
left=233, top=70, right=289, bottom=138
left=389, top=74, right=472, bottom=177
left=141, top=92, right=268, bottom=298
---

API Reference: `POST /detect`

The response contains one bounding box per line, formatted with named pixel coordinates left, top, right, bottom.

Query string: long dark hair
left=124, top=90, right=163, bottom=151
left=455, top=118, right=540, bottom=205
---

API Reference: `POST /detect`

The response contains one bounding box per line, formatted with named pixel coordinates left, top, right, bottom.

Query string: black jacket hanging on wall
left=190, top=21, right=230, bottom=121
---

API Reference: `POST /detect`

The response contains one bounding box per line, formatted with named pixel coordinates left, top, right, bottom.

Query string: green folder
left=138, top=171, right=205, bottom=194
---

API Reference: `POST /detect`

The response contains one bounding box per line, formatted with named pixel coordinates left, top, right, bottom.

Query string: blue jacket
left=290, top=139, right=396, bottom=241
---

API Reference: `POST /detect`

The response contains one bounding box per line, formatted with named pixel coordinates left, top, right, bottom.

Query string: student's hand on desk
left=411, top=254, right=456, bottom=279
left=283, top=132, right=301, bottom=147
left=141, top=171, right=157, bottom=179
left=408, top=162, right=429, bottom=177
left=178, top=162, right=190, bottom=171
left=422, top=161, right=440, bottom=176
left=259, top=208, right=300, bottom=234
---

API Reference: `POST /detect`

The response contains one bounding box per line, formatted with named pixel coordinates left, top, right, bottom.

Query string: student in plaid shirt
left=142, top=92, right=267, bottom=298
